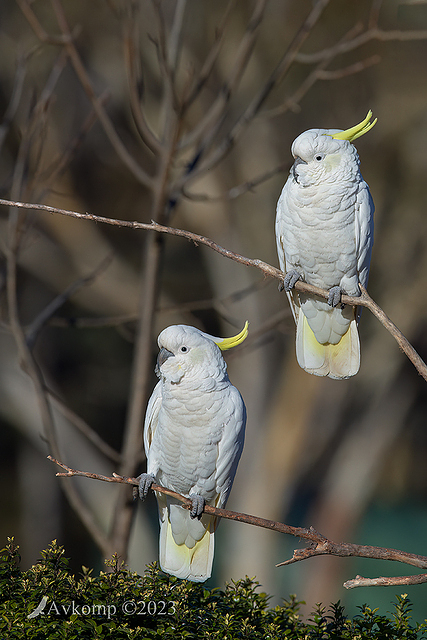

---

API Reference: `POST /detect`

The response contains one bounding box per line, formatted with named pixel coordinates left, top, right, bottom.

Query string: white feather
left=143, top=325, right=246, bottom=581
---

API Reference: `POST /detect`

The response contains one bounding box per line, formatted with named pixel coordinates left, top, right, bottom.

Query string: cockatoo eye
left=180, top=346, right=189, bottom=353
left=315, top=154, right=324, bottom=161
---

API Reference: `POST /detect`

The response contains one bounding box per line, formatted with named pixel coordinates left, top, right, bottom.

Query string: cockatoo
left=138, top=322, right=248, bottom=582
left=276, top=111, right=376, bottom=379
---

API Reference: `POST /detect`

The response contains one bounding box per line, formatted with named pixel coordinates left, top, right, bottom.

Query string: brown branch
left=344, top=573, right=427, bottom=589
left=46, top=389, right=122, bottom=463
left=1, top=197, right=426, bottom=382
left=177, top=0, right=332, bottom=186
left=182, top=162, right=288, bottom=202
left=47, top=0, right=153, bottom=189
left=123, top=7, right=163, bottom=155
left=15, top=0, right=76, bottom=45
left=295, top=27, right=427, bottom=65
left=47, top=456, right=427, bottom=588
left=179, top=0, right=236, bottom=112
left=25, top=253, right=114, bottom=350
left=177, top=0, right=268, bottom=152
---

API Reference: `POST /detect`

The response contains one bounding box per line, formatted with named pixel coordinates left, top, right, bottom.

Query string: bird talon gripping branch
left=138, top=473, right=156, bottom=500
left=276, top=111, right=375, bottom=379
left=283, top=269, right=301, bottom=292
left=327, top=286, right=342, bottom=308
left=189, top=494, right=205, bottom=519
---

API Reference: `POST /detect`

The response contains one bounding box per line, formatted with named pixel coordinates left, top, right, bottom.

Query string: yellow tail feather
left=159, top=516, right=215, bottom=582
left=296, top=313, right=360, bottom=379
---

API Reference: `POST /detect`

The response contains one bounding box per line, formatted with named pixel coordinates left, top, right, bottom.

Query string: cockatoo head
left=156, top=322, right=248, bottom=384
left=290, top=111, right=376, bottom=188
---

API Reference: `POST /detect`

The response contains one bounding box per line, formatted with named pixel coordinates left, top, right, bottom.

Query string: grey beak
left=157, top=347, right=174, bottom=368
left=292, top=157, right=306, bottom=182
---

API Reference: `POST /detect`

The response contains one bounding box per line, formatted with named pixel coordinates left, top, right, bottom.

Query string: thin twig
left=46, top=389, right=122, bottom=463
left=15, top=0, right=76, bottom=45
left=1, top=197, right=426, bottom=382
left=26, top=253, right=114, bottom=350
left=179, top=0, right=236, bottom=113
left=0, top=54, right=27, bottom=152
left=47, top=456, right=427, bottom=588
left=295, top=27, right=427, bottom=65
left=123, top=6, right=163, bottom=155
left=182, top=162, right=288, bottom=202
left=47, top=0, right=153, bottom=189
left=177, top=0, right=332, bottom=186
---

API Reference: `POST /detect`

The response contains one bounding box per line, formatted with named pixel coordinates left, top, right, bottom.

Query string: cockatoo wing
left=214, top=386, right=246, bottom=508
left=355, top=181, right=374, bottom=290
left=143, top=381, right=162, bottom=459
left=275, top=188, right=300, bottom=324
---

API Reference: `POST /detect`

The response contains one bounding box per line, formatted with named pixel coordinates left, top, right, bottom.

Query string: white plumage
left=275, top=112, right=376, bottom=379
left=139, top=323, right=247, bottom=582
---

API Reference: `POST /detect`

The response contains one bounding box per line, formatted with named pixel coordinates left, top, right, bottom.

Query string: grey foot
left=138, top=473, right=156, bottom=500
left=283, top=269, right=301, bottom=292
left=189, top=494, right=205, bottom=519
left=327, top=285, right=342, bottom=307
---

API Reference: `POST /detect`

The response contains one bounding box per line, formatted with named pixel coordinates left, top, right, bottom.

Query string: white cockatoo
left=276, top=111, right=376, bottom=379
left=138, top=322, right=248, bottom=582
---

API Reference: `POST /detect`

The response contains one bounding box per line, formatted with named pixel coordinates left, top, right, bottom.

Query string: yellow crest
left=330, top=110, right=377, bottom=142
left=209, top=321, right=249, bottom=351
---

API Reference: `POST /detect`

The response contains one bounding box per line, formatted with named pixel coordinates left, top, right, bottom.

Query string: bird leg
left=188, top=494, right=205, bottom=519
left=283, top=269, right=301, bottom=292
left=327, top=285, right=342, bottom=307
left=138, top=473, right=156, bottom=500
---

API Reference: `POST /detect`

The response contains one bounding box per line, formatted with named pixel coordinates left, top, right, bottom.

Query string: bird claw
left=189, top=494, right=205, bottom=519
left=283, top=269, right=301, bottom=292
left=327, top=286, right=342, bottom=307
left=138, top=473, right=156, bottom=500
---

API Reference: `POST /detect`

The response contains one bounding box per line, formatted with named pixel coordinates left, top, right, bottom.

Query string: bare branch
left=46, top=389, right=122, bottom=463
left=295, top=27, right=427, bottom=65
left=37, top=90, right=111, bottom=196
left=1, top=198, right=426, bottom=382
left=344, top=573, right=427, bottom=589
left=15, top=0, right=76, bottom=45
left=177, top=0, right=332, bottom=185
left=261, top=24, right=378, bottom=119
left=47, top=456, right=427, bottom=588
left=44, top=0, right=154, bottom=189
left=180, top=0, right=237, bottom=111
left=182, top=162, right=288, bottom=202
left=0, top=55, right=27, bottom=153
left=123, top=7, right=163, bottom=155
left=178, top=0, right=268, bottom=152
left=25, top=254, right=114, bottom=350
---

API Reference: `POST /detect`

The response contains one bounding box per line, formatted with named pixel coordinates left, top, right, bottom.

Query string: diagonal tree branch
left=47, top=456, right=427, bottom=589
left=1, top=197, right=426, bottom=383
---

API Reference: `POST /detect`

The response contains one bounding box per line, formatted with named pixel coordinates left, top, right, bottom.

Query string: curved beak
left=157, top=347, right=174, bottom=368
left=292, top=157, right=306, bottom=183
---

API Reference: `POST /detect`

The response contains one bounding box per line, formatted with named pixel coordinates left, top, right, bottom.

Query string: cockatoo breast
left=152, top=379, right=234, bottom=499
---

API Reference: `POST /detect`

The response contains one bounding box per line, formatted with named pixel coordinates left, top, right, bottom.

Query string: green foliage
left=0, top=539, right=426, bottom=639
